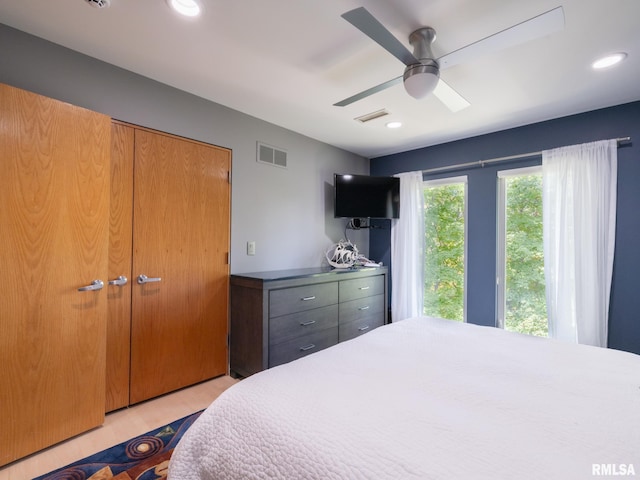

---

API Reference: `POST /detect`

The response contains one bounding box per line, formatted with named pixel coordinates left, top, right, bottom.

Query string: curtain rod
left=422, top=137, right=632, bottom=175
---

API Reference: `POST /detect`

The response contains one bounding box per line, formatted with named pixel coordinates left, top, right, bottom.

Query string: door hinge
left=227, top=170, right=231, bottom=184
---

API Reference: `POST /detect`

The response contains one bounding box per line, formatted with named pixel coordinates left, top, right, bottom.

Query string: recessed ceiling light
left=386, top=121, right=402, bottom=129
left=166, top=0, right=202, bottom=17
left=592, top=52, right=627, bottom=70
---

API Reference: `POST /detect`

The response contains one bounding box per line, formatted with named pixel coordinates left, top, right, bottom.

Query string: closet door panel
left=106, top=122, right=134, bottom=412
left=130, top=130, right=230, bottom=404
left=0, top=84, right=110, bottom=465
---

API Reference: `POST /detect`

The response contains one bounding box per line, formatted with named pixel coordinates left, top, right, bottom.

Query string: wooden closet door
left=106, top=122, right=134, bottom=412
left=0, top=84, right=110, bottom=466
left=129, top=129, right=230, bottom=404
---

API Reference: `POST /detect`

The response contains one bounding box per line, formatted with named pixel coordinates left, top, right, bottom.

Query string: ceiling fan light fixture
left=403, top=64, right=440, bottom=99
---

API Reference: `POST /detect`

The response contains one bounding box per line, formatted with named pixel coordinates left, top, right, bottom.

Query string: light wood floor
left=0, top=375, right=238, bottom=480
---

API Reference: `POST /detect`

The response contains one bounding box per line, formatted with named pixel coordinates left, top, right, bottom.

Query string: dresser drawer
left=270, top=282, right=338, bottom=317
left=339, top=275, right=384, bottom=302
left=339, top=294, right=385, bottom=324
left=339, top=317, right=384, bottom=342
left=339, top=294, right=384, bottom=342
left=269, top=304, right=339, bottom=346
left=269, top=327, right=338, bottom=368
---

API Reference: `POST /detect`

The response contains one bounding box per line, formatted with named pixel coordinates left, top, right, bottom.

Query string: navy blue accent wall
left=370, top=101, right=640, bottom=355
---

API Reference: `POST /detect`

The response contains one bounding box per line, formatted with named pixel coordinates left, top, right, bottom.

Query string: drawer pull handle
left=300, top=320, right=316, bottom=326
left=358, top=325, right=370, bottom=332
left=359, top=286, right=370, bottom=290
left=358, top=305, right=370, bottom=311
left=300, top=344, right=316, bottom=351
left=301, top=296, right=316, bottom=301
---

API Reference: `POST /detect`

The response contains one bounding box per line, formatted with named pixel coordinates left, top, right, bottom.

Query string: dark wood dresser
left=230, top=266, right=388, bottom=377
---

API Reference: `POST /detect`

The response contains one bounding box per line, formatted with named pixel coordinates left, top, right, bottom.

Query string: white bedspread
left=169, top=317, right=640, bottom=479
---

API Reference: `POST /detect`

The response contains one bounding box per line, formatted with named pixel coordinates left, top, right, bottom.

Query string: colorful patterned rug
left=33, top=410, right=202, bottom=480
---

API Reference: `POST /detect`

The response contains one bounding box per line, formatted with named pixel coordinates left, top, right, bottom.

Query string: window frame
left=423, top=175, right=468, bottom=323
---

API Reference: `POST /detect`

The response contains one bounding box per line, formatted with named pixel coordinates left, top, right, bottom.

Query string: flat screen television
left=334, top=174, right=400, bottom=219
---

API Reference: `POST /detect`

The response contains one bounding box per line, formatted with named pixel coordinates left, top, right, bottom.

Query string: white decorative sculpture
left=326, top=240, right=359, bottom=269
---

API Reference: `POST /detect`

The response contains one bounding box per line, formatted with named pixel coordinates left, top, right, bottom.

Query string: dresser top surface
left=231, top=266, right=386, bottom=282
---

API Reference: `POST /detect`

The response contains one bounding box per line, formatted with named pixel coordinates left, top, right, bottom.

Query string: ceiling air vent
left=257, top=142, right=287, bottom=168
left=355, top=109, right=389, bottom=123
left=84, top=0, right=111, bottom=8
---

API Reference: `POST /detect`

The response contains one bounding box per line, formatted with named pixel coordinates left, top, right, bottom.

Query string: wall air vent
left=84, top=0, right=111, bottom=8
left=257, top=142, right=287, bottom=168
left=355, top=109, right=389, bottom=123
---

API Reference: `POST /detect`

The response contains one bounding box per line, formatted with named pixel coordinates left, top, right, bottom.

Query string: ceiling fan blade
left=334, top=76, right=403, bottom=107
left=438, top=6, right=565, bottom=70
left=342, top=7, right=418, bottom=67
left=433, top=79, right=470, bottom=112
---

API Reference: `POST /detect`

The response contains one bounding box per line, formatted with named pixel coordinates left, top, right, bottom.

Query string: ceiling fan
left=334, top=6, right=565, bottom=111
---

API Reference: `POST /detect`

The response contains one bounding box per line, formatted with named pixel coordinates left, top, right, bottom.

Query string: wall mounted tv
left=334, top=174, right=400, bottom=219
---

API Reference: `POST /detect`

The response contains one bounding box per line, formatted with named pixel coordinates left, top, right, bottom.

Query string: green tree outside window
left=503, top=175, right=547, bottom=337
left=423, top=182, right=465, bottom=321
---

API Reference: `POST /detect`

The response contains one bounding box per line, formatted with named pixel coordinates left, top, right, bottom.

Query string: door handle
left=78, top=279, right=104, bottom=292
left=108, top=275, right=128, bottom=287
left=137, top=274, right=162, bottom=284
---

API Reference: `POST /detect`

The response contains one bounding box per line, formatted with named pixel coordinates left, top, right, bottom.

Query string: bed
left=168, top=316, right=640, bottom=479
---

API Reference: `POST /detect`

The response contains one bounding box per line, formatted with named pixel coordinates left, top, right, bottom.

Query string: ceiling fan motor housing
left=409, top=27, right=437, bottom=60
left=404, top=27, right=440, bottom=99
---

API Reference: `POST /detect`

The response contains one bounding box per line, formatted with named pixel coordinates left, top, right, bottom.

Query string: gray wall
left=0, top=23, right=368, bottom=274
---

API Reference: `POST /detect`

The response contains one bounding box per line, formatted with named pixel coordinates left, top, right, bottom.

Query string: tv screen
left=334, top=174, right=400, bottom=219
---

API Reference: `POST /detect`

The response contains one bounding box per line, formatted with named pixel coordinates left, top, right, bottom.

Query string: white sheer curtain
left=542, top=139, right=617, bottom=347
left=391, top=171, right=425, bottom=321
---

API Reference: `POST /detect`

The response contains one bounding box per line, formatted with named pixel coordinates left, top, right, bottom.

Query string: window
left=423, top=176, right=467, bottom=322
left=497, top=166, right=547, bottom=336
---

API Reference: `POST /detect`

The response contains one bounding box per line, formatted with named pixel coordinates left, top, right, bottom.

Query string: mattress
left=169, top=316, right=640, bottom=479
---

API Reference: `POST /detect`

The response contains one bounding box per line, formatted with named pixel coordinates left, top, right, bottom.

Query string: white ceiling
left=1, top=0, right=639, bottom=158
